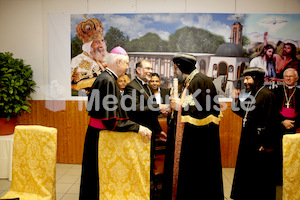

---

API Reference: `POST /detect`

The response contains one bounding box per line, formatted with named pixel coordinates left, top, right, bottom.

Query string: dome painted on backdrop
left=215, top=43, right=244, bottom=57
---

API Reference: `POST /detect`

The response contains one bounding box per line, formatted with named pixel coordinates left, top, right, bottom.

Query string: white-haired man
left=272, top=68, right=300, bottom=186
left=274, top=68, right=300, bottom=134
left=79, top=46, right=152, bottom=200
left=71, top=16, right=108, bottom=92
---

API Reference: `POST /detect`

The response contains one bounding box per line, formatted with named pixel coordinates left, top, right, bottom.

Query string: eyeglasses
left=284, top=75, right=296, bottom=78
left=142, top=67, right=153, bottom=71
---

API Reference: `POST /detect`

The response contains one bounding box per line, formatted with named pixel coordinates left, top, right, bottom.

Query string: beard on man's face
left=245, top=82, right=256, bottom=93
left=174, top=70, right=185, bottom=84
left=282, top=50, right=287, bottom=56
left=282, top=49, right=292, bottom=57
left=91, top=48, right=107, bottom=62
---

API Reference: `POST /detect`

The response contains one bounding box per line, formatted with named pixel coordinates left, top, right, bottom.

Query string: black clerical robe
left=163, top=71, right=224, bottom=200
left=231, top=86, right=279, bottom=200
left=79, top=70, right=139, bottom=200
left=273, top=85, right=300, bottom=133
left=272, top=85, right=300, bottom=185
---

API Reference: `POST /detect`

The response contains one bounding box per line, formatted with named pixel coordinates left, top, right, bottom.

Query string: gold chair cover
left=1, top=125, right=57, bottom=200
left=98, top=130, right=150, bottom=200
left=283, top=133, right=300, bottom=200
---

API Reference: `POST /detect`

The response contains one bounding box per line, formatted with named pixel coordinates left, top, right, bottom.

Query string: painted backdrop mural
left=70, top=13, right=300, bottom=97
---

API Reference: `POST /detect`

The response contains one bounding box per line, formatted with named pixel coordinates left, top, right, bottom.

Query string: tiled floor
left=0, top=164, right=81, bottom=200
left=0, top=164, right=282, bottom=200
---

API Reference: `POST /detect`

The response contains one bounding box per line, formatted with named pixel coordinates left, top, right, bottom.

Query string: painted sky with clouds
left=244, top=14, right=300, bottom=40
left=71, top=13, right=239, bottom=43
left=71, top=13, right=300, bottom=48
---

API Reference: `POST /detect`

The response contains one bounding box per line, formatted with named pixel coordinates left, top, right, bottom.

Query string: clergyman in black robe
left=79, top=47, right=152, bottom=200
left=163, top=54, right=224, bottom=200
left=230, top=67, right=279, bottom=200
left=272, top=68, right=300, bottom=185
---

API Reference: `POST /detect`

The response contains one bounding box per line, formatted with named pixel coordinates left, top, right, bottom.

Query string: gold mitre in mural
left=76, top=14, right=103, bottom=44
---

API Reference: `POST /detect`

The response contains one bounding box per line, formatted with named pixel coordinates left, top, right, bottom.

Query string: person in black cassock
left=273, top=68, right=300, bottom=134
left=272, top=68, right=300, bottom=186
left=230, top=67, right=279, bottom=200
left=79, top=47, right=152, bottom=200
left=162, top=54, right=224, bottom=200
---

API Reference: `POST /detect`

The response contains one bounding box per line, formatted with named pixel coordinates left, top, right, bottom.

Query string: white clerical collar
left=285, top=84, right=296, bottom=89
left=106, top=67, right=118, bottom=79
left=136, top=76, right=148, bottom=85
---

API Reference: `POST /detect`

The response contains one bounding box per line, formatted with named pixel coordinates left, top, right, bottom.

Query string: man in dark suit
left=124, top=60, right=170, bottom=136
left=123, top=59, right=170, bottom=198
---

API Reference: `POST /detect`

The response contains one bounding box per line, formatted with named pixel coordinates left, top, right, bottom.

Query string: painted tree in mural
left=104, top=27, right=130, bottom=52
left=168, top=26, right=225, bottom=53
left=125, top=33, right=169, bottom=52
left=71, top=26, right=227, bottom=56
left=71, top=35, right=83, bottom=58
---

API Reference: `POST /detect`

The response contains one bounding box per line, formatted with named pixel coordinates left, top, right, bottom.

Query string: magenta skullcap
left=110, top=46, right=128, bottom=55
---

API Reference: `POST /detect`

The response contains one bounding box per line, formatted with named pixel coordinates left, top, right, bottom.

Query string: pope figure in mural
left=71, top=15, right=108, bottom=93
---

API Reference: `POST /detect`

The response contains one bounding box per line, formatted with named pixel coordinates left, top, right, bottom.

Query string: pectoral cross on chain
left=285, top=102, right=290, bottom=108
left=243, top=117, right=247, bottom=128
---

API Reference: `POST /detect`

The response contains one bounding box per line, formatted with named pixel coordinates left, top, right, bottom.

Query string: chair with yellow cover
left=282, top=133, right=300, bottom=200
left=98, top=130, right=150, bottom=200
left=1, top=125, right=57, bottom=200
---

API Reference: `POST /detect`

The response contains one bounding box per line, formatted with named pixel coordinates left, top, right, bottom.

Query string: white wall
left=1, top=0, right=300, bottom=100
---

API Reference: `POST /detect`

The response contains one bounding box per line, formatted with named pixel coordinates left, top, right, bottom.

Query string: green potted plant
left=0, top=52, right=36, bottom=135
